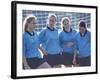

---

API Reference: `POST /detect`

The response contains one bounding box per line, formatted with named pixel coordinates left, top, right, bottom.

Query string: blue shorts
left=43, top=54, right=62, bottom=67
left=24, top=57, right=45, bottom=69
left=77, top=56, right=91, bottom=66
left=62, top=52, right=74, bottom=65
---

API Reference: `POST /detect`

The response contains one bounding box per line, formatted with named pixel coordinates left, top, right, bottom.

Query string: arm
left=39, top=47, right=48, bottom=56
left=59, top=32, right=63, bottom=52
left=38, top=29, right=46, bottom=44
left=66, top=41, right=74, bottom=48
left=38, top=29, right=48, bottom=56
left=23, top=34, right=30, bottom=69
left=72, top=50, right=77, bottom=65
left=23, top=56, right=30, bottom=69
left=72, top=34, right=79, bottom=66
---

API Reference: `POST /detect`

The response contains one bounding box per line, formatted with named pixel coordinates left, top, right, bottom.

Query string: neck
left=48, top=25, right=54, bottom=29
left=80, top=30, right=87, bottom=37
left=81, top=33, right=84, bottom=36
left=48, top=24, right=54, bottom=27
left=47, top=25, right=55, bottom=31
left=27, top=28, right=33, bottom=34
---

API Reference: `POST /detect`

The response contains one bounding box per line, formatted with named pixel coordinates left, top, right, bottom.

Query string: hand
left=39, top=47, right=48, bottom=56
left=67, top=42, right=73, bottom=48
left=43, top=51, right=48, bottom=56
left=72, top=58, right=77, bottom=65
left=72, top=58, right=79, bottom=67
left=41, top=49, right=48, bottom=56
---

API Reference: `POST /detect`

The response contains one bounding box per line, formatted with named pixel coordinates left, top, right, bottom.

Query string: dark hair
left=61, top=17, right=70, bottom=31
left=79, top=21, right=86, bottom=28
left=24, top=16, right=36, bottom=32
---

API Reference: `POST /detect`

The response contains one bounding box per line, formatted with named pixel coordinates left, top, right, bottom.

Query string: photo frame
left=11, top=1, right=98, bottom=79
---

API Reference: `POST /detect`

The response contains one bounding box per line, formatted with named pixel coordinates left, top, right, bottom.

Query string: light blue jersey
left=23, top=31, right=41, bottom=58
left=76, top=30, right=91, bottom=58
left=59, top=29, right=77, bottom=53
left=39, top=27, right=61, bottom=54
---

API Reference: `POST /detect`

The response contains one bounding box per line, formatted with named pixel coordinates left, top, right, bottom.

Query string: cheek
left=79, top=29, right=82, bottom=32
left=50, top=21, right=54, bottom=25
left=52, top=22, right=55, bottom=24
left=30, top=24, right=34, bottom=28
left=49, top=21, right=51, bottom=24
left=30, top=24, right=35, bottom=29
left=65, top=25, right=69, bottom=28
left=66, top=24, right=69, bottom=28
left=79, top=29, right=84, bottom=33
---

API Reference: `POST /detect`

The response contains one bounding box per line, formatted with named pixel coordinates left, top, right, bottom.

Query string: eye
left=64, top=24, right=67, bottom=25
left=50, top=19, right=55, bottom=22
left=64, top=23, right=69, bottom=25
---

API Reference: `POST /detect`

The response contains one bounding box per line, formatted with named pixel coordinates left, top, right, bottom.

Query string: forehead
left=49, top=16, right=56, bottom=19
left=28, top=19, right=36, bottom=24
left=63, top=19, right=69, bottom=23
left=79, top=27, right=85, bottom=29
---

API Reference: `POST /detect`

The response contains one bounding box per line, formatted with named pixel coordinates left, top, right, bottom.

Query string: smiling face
left=79, top=21, right=86, bottom=34
left=48, top=16, right=56, bottom=28
left=79, top=26, right=86, bottom=34
left=63, top=19, right=70, bottom=30
left=27, top=18, right=36, bottom=31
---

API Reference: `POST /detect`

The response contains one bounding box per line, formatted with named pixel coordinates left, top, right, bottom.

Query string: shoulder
left=23, top=32, right=30, bottom=41
left=38, top=27, right=48, bottom=37
left=87, top=30, right=91, bottom=34
left=40, top=27, right=47, bottom=33
left=23, top=32, right=28, bottom=38
left=75, top=32, right=80, bottom=38
left=86, top=30, right=91, bottom=37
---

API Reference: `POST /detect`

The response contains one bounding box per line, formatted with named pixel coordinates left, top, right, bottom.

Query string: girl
left=76, top=21, right=91, bottom=66
left=23, top=15, right=51, bottom=69
left=39, top=13, right=62, bottom=67
left=59, top=17, right=77, bottom=67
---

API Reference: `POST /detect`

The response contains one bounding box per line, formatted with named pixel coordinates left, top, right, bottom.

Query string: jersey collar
left=26, top=31, right=35, bottom=36
left=47, top=26, right=55, bottom=31
left=64, top=28, right=72, bottom=33
left=80, top=30, right=87, bottom=37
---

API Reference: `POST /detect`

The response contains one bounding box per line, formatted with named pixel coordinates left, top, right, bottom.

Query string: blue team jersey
left=39, top=27, right=61, bottom=54
left=76, top=30, right=91, bottom=57
left=59, top=29, right=77, bottom=53
left=23, top=31, right=42, bottom=58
